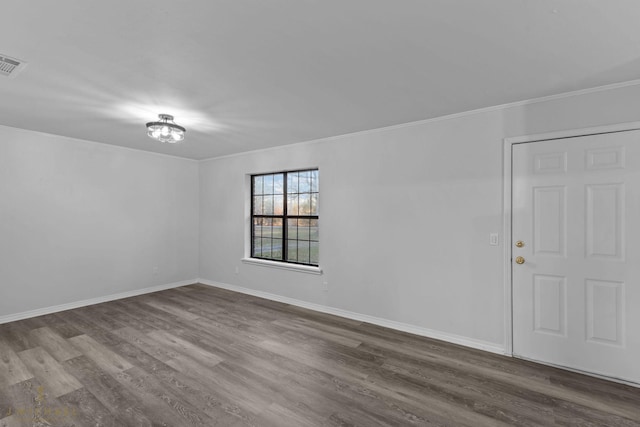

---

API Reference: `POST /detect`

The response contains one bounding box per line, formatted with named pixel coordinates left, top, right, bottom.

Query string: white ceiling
left=1, top=1, right=640, bottom=160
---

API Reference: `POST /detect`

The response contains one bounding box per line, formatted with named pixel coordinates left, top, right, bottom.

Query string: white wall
left=0, top=126, right=199, bottom=318
left=199, top=82, right=640, bottom=351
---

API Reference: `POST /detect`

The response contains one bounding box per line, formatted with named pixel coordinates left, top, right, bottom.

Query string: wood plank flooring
left=1, top=284, right=639, bottom=426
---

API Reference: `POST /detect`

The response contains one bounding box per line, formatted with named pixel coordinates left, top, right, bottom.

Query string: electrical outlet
left=323, top=281, right=329, bottom=292
left=235, top=266, right=239, bottom=275
left=152, top=266, right=159, bottom=275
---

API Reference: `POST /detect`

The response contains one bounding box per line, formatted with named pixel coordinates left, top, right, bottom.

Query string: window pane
left=253, top=196, right=263, bottom=215
left=272, top=219, right=283, bottom=260
left=297, top=241, right=310, bottom=264
left=299, top=193, right=310, bottom=215
left=287, top=240, right=298, bottom=263
left=253, top=176, right=264, bottom=195
left=274, top=174, right=284, bottom=195
left=310, top=241, right=319, bottom=265
left=274, top=195, right=284, bottom=215
left=299, top=171, right=311, bottom=193
left=253, top=218, right=262, bottom=238
left=261, top=238, right=272, bottom=258
left=298, top=229, right=308, bottom=240
left=261, top=218, right=271, bottom=238
left=287, top=172, right=298, bottom=193
left=310, top=193, right=318, bottom=215
left=309, top=219, right=318, bottom=241
left=298, top=218, right=310, bottom=228
left=263, top=174, right=274, bottom=194
left=271, top=246, right=282, bottom=260
left=253, top=237, right=262, bottom=256
left=287, top=219, right=298, bottom=239
left=298, top=218, right=310, bottom=240
left=287, top=194, right=298, bottom=215
left=272, top=218, right=283, bottom=240
left=263, top=195, right=274, bottom=215
left=311, top=170, right=319, bottom=192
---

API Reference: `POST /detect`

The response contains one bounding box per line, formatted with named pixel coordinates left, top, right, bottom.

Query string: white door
left=512, top=130, right=640, bottom=384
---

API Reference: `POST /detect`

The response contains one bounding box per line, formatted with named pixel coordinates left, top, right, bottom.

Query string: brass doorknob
left=515, top=241, right=524, bottom=248
left=515, top=256, right=525, bottom=264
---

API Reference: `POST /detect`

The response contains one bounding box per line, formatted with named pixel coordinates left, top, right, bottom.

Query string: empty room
left=2, top=1, right=640, bottom=426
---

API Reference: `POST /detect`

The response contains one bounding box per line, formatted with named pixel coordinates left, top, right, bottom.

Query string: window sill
left=241, top=258, right=322, bottom=275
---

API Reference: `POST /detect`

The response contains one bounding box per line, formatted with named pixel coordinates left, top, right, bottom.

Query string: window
left=251, top=169, right=319, bottom=266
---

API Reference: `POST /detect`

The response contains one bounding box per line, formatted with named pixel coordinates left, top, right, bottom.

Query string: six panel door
left=512, top=130, right=640, bottom=384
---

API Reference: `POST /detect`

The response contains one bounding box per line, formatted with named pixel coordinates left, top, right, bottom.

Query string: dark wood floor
left=1, top=284, right=639, bottom=426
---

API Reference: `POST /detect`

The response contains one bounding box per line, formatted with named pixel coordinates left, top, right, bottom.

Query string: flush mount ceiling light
left=146, top=114, right=186, bottom=143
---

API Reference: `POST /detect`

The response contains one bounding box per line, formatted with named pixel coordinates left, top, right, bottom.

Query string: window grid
left=251, top=169, right=318, bottom=266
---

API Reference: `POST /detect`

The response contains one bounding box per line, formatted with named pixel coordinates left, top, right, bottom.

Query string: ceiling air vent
left=0, top=54, right=27, bottom=78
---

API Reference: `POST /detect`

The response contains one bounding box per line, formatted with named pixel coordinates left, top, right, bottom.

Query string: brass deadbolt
left=515, top=241, right=524, bottom=248
left=515, top=256, right=525, bottom=264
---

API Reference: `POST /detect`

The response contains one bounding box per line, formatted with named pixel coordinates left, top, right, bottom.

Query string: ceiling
left=1, top=1, right=640, bottom=160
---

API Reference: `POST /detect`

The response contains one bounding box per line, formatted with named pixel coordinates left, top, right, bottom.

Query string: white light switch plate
left=489, top=233, right=499, bottom=246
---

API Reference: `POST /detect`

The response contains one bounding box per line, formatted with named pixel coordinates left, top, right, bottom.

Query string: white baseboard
left=197, top=278, right=505, bottom=355
left=0, top=279, right=198, bottom=324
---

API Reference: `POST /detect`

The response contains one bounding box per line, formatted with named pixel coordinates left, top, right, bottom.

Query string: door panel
left=512, top=130, right=640, bottom=384
left=585, top=183, right=624, bottom=260
left=585, top=279, right=624, bottom=346
left=533, top=274, right=567, bottom=336
left=533, top=186, right=566, bottom=256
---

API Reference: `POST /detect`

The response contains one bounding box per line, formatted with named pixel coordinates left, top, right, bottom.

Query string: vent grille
left=0, top=54, right=27, bottom=78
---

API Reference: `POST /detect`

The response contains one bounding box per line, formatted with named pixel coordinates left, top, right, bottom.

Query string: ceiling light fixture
left=146, top=114, right=186, bottom=143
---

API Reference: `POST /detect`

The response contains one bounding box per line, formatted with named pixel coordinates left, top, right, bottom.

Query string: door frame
left=502, top=121, right=640, bottom=356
